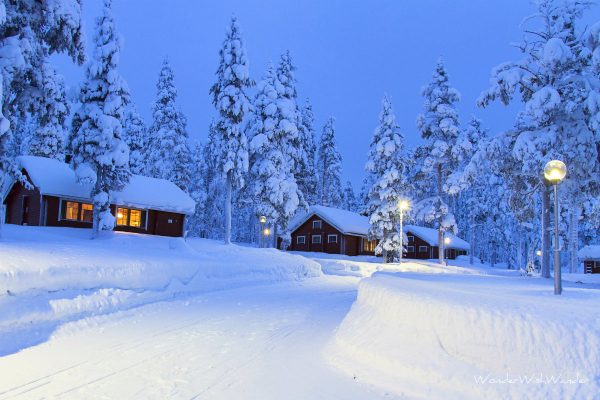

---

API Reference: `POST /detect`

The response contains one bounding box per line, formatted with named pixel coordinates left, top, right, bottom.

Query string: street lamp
left=444, top=236, right=451, bottom=265
left=259, top=216, right=267, bottom=248
left=398, top=199, right=410, bottom=264
left=544, top=160, right=567, bottom=295
left=263, top=227, right=271, bottom=247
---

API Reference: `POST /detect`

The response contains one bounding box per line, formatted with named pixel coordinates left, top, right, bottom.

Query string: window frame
left=419, top=245, right=428, bottom=253
left=407, top=245, right=415, bottom=253
left=312, top=234, right=322, bottom=244
left=327, top=234, right=338, bottom=244
left=312, top=220, right=322, bottom=230
left=408, top=235, right=415, bottom=243
left=297, top=235, right=306, bottom=245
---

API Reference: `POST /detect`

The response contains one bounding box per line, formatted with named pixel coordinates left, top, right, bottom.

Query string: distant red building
left=579, top=245, right=600, bottom=274
left=2, top=156, right=195, bottom=237
left=283, top=205, right=469, bottom=259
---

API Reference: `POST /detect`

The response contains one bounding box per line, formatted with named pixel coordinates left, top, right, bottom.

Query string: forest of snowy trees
left=0, top=0, right=599, bottom=271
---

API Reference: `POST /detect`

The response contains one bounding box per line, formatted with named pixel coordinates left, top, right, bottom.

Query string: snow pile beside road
left=328, top=272, right=600, bottom=400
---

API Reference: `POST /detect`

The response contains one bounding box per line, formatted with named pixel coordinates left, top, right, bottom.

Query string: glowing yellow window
left=81, top=203, right=93, bottom=222
left=129, top=209, right=142, bottom=227
left=65, top=201, right=79, bottom=220
left=116, top=208, right=129, bottom=226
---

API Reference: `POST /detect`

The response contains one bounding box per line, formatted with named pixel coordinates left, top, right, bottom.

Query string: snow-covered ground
left=0, top=225, right=320, bottom=356
left=1, top=226, right=599, bottom=399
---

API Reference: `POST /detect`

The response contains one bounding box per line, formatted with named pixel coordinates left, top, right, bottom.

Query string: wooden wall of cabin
left=4, top=179, right=42, bottom=226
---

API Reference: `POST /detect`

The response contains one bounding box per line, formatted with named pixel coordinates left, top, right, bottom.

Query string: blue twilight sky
left=54, top=0, right=600, bottom=189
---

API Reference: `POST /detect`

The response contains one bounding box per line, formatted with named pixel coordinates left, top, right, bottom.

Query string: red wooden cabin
left=2, top=156, right=195, bottom=237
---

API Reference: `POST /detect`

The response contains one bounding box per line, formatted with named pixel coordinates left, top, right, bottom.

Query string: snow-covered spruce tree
left=148, top=59, right=192, bottom=192
left=29, top=62, right=69, bottom=160
left=210, top=17, right=253, bottom=244
left=414, top=59, right=461, bottom=265
left=247, top=63, right=304, bottom=243
left=123, top=105, right=148, bottom=175
left=187, top=140, right=208, bottom=237
left=342, top=181, right=359, bottom=212
left=478, top=0, right=600, bottom=274
left=202, top=120, right=225, bottom=239
left=317, top=117, right=343, bottom=207
left=0, top=0, right=84, bottom=237
left=297, top=98, right=319, bottom=204
left=70, top=0, right=130, bottom=238
left=365, top=95, right=411, bottom=262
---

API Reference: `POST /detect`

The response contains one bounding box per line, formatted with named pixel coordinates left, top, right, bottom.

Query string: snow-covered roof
left=288, top=205, right=370, bottom=236
left=578, top=245, right=600, bottom=260
left=8, top=156, right=195, bottom=214
left=404, top=225, right=470, bottom=251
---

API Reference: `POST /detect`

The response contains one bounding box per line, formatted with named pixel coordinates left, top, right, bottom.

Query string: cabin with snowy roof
left=2, top=156, right=195, bottom=237
left=578, top=245, right=600, bottom=274
left=283, top=205, right=469, bottom=259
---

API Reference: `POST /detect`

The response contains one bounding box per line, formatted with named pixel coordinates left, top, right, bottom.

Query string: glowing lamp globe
left=398, top=200, right=410, bottom=211
left=536, top=250, right=542, bottom=257
left=544, top=160, right=567, bottom=184
left=259, top=215, right=267, bottom=224
left=444, top=237, right=451, bottom=245
left=263, top=228, right=271, bottom=236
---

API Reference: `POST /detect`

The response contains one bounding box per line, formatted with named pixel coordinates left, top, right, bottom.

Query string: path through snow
left=0, top=277, right=403, bottom=399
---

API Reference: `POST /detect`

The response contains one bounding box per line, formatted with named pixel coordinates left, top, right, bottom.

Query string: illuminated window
left=65, top=201, right=79, bottom=220
left=116, top=208, right=129, bottom=226
left=81, top=203, right=93, bottom=222
left=116, top=207, right=145, bottom=228
left=297, top=235, right=306, bottom=245
left=129, top=209, right=142, bottom=227
left=362, top=239, right=376, bottom=252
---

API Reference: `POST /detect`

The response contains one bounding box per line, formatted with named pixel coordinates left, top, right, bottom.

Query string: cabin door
left=21, top=196, right=30, bottom=225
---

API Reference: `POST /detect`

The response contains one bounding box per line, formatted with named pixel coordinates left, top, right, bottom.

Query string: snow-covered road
left=0, top=277, right=401, bottom=400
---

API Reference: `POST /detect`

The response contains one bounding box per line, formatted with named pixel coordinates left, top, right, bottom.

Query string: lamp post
left=259, top=216, right=267, bottom=248
left=544, top=160, right=567, bottom=295
left=444, top=236, right=451, bottom=265
left=397, top=200, right=410, bottom=264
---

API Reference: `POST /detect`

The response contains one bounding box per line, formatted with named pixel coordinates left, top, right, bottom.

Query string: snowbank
left=328, top=272, right=600, bottom=400
left=0, top=225, right=321, bottom=355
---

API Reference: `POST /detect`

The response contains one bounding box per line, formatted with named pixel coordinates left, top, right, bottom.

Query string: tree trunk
left=437, top=165, right=444, bottom=265
left=224, top=175, right=232, bottom=245
left=382, top=228, right=389, bottom=263
left=0, top=203, right=5, bottom=239
left=541, top=184, right=551, bottom=278
left=569, top=205, right=579, bottom=273
left=517, top=225, right=522, bottom=270
left=469, top=213, right=474, bottom=265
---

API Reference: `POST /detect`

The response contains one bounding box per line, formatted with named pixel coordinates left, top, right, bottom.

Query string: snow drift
left=0, top=225, right=321, bottom=355
left=328, top=272, right=600, bottom=400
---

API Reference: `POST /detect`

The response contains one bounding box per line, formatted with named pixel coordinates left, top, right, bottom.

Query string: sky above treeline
left=54, top=0, right=600, bottom=189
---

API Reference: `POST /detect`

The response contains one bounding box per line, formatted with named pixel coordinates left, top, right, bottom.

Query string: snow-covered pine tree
left=123, top=105, right=148, bottom=175
left=297, top=99, right=319, bottom=205
left=148, top=59, right=192, bottom=192
left=0, top=0, right=84, bottom=237
left=70, top=0, right=130, bottom=238
left=317, top=117, right=343, bottom=207
left=247, top=63, right=304, bottom=243
left=29, top=62, right=69, bottom=160
left=478, top=0, right=600, bottom=274
left=414, top=59, right=461, bottom=265
left=202, top=120, right=225, bottom=239
left=210, top=17, right=253, bottom=244
left=187, top=140, right=208, bottom=237
left=365, top=95, right=411, bottom=262
left=342, top=181, right=359, bottom=212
